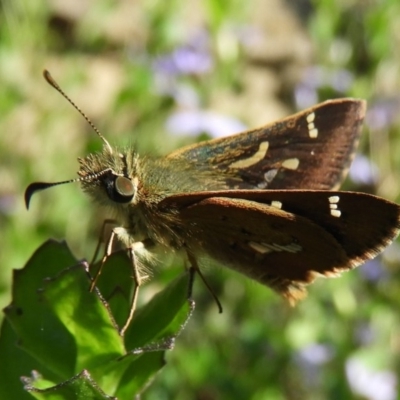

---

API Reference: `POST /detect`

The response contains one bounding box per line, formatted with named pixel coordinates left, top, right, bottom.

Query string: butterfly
left=26, top=71, right=400, bottom=335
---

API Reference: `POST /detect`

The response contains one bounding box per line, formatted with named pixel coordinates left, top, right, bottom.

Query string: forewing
left=167, top=99, right=366, bottom=190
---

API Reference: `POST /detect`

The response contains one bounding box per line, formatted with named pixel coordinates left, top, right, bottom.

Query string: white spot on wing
left=306, top=112, right=315, bottom=123
left=285, top=243, right=302, bottom=253
left=249, top=241, right=302, bottom=254
left=330, top=209, right=341, bottom=218
left=230, top=141, right=269, bottom=169
left=264, top=169, right=278, bottom=184
left=307, top=112, right=318, bottom=138
left=271, top=201, right=282, bottom=209
left=309, top=128, right=318, bottom=138
left=258, top=169, right=278, bottom=188
left=328, top=196, right=341, bottom=217
left=248, top=241, right=272, bottom=254
left=282, top=158, right=300, bottom=170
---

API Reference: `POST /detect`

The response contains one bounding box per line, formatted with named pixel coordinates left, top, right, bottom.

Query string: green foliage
left=1, top=1, right=400, bottom=399
left=0, top=241, right=193, bottom=399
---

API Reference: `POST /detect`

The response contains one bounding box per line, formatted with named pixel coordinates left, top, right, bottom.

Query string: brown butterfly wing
left=162, top=190, right=400, bottom=302
left=177, top=196, right=347, bottom=303
left=167, top=99, right=366, bottom=191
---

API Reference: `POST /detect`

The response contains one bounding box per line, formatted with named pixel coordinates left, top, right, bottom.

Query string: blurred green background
left=1, top=0, right=400, bottom=399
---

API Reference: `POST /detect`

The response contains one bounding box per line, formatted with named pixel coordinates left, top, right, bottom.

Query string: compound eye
left=105, top=175, right=135, bottom=203
left=115, top=176, right=135, bottom=199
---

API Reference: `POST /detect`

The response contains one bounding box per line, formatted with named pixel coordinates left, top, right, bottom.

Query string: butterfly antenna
left=43, top=70, right=113, bottom=153
left=25, top=168, right=112, bottom=210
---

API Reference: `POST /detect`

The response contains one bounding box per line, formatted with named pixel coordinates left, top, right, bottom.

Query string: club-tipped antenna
left=25, top=168, right=112, bottom=209
left=25, top=179, right=78, bottom=209
left=43, top=70, right=113, bottom=153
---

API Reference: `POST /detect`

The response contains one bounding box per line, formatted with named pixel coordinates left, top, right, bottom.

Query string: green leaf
left=4, top=240, right=79, bottom=380
left=42, top=263, right=125, bottom=371
left=115, top=352, right=165, bottom=399
left=125, top=272, right=195, bottom=350
left=90, top=251, right=133, bottom=329
left=24, top=370, right=116, bottom=400
left=0, top=318, right=43, bottom=400
left=1, top=240, right=194, bottom=399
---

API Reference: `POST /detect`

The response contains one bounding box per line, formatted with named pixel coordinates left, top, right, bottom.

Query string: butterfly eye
left=104, top=175, right=135, bottom=203
left=115, top=176, right=135, bottom=198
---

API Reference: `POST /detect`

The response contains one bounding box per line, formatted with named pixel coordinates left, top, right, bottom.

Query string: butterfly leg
left=90, top=226, right=151, bottom=335
left=186, top=251, right=223, bottom=313
left=89, top=225, right=119, bottom=292
left=90, top=219, right=116, bottom=265
left=120, top=243, right=146, bottom=336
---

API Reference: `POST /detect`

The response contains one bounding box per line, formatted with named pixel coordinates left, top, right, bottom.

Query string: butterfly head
left=24, top=70, right=140, bottom=211
left=77, top=147, right=139, bottom=208
left=25, top=146, right=139, bottom=211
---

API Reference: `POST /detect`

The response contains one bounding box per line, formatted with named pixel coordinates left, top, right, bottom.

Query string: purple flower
left=301, top=66, right=354, bottom=91
left=296, top=343, right=334, bottom=366
left=294, top=83, right=318, bottom=109
left=294, top=66, right=354, bottom=109
left=330, top=69, right=354, bottom=92
left=234, top=25, right=264, bottom=49
left=166, top=110, right=247, bottom=138
left=294, top=343, right=334, bottom=386
left=349, top=154, right=379, bottom=185
left=366, top=98, right=400, bottom=131
left=359, top=258, right=387, bottom=283
left=153, top=48, right=213, bottom=76
left=346, top=357, right=397, bottom=400
left=0, top=194, right=17, bottom=216
left=152, top=31, right=213, bottom=77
